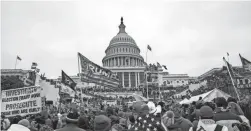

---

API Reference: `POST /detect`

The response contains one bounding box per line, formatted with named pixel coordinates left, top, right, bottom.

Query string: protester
left=191, top=102, right=203, bottom=123
left=34, top=117, right=54, bottom=131
left=56, top=112, right=85, bottom=131
left=127, top=115, right=135, bottom=129
left=214, top=97, right=243, bottom=131
left=94, top=115, right=111, bottom=131
left=227, top=97, right=244, bottom=116
left=78, top=116, right=92, bottom=131
left=7, top=119, right=31, bottom=131
left=3, top=95, right=251, bottom=131
left=161, top=111, right=182, bottom=131
left=190, top=106, right=228, bottom=131
left=111, top=124, right=124, bottom=131
left=129, top=101, right=165, bottom=131
left=2, top=115, right=11, bottom=130
left=170, top=103, right=193, bottom=131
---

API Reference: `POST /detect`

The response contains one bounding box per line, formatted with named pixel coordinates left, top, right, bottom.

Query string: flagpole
left=227, top=52, right=230, bottom=62
left=158, top=71, right=160, bottom=100
left=15, top=57, right=17, bottom=69
left=77, top=53, right=83, bottom=106
left=146, top=47, right=149, bottom=99
left=224, top=58, right=240, bottom=101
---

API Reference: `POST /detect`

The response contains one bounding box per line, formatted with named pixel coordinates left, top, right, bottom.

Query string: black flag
left=62, top=70, right=76, bottom=91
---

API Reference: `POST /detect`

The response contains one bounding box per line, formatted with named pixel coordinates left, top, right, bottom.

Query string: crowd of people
left=2, top=96, right=251, bottom=131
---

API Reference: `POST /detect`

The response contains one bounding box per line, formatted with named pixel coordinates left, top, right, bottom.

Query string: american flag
left=130, top=113, right=165, bottom=131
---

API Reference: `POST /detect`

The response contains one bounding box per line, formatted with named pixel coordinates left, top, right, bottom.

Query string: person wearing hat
left=161, top=111, right=182, bottom=131
left=170, top=103, right=193, bottom=131
left=131, top=101, right=149, bottom=120
left=119, top=118, right=127, bottom=129
left=56, top=112, right=85, bottom=131
left=214, top=97, right=242, bottom=131
left=189, top=106, right=228, bottom=131
left=94, top=115, right=111, bottom=131
left=130, top=101, right=165, bottom=131
left=78, top=116, right=92, bottom=131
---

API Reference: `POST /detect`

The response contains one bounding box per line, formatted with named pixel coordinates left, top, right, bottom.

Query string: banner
left=1, top=86, right=42, bottom=117
left=60, top=84, right=75, bottom=97
left=78, top=52, right=120, bottom=88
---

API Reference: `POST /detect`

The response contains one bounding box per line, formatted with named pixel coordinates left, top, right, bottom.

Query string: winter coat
left=56, top=124, right=86, bottom=131
left=173, top=117, right=193, bottom=131
left=189, top=119, right=228, bottom=131
left=214, top=108, right=242, bottom=131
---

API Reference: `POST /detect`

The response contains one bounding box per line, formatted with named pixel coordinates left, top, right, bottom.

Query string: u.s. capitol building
left=102, top=17, right=145, bottom=88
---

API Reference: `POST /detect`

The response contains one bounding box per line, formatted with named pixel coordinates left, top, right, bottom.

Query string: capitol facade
left=102, top=18, right=145, bottom=88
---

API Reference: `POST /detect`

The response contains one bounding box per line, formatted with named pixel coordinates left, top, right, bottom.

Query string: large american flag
left=130, top=113, right=165, bottom=131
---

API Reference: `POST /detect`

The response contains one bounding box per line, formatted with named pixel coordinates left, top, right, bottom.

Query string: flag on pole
left=147, top=45, right=152, bottom=51
left=32, top=62, right=38, bottom=66
left=222, top=57, right=241, bottom=100
left=62, top=70, right=76, bottom=91
left=78, top=52, right=120, bottom=88
left=157, top=62, right=162, bottom=68
left=162, top=65, right=167, bottom=70
left=239, top=54, right=251, bottom=71
left=17, top=56, right=22, bottom=61
left=31, top=62, right=38, bottom=69
left=223, top=57, right=235, bottom=78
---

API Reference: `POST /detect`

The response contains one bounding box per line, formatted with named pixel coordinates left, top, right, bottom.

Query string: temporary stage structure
left=179, top=88, right=231, bottom=104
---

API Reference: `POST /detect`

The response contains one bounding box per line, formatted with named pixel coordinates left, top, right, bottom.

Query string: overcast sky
left=2, top=0, right=251, bottom=78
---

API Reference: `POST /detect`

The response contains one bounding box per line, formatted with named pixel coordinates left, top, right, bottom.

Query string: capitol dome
left=102, top=17, right=145, bottom=88
left=103, top=17, right=144, bottom=67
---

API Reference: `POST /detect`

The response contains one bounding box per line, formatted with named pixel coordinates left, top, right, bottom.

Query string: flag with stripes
left=239, top=54, right=251, bottom=71
left=62, top=70, right=76, bottom=91
left=78, top=52, right=119, bottom=88
left=130, top=113, right=165, bottom=131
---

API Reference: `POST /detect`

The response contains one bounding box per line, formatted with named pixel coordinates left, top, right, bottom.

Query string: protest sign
left=1, top=86, right=42, bottom=117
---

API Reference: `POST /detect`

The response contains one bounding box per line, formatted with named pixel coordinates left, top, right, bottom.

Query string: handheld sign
left=1, top=86, right=42, bottom=117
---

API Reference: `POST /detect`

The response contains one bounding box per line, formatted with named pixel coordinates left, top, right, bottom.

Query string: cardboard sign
left=1, top=86, right=42, bottom=117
